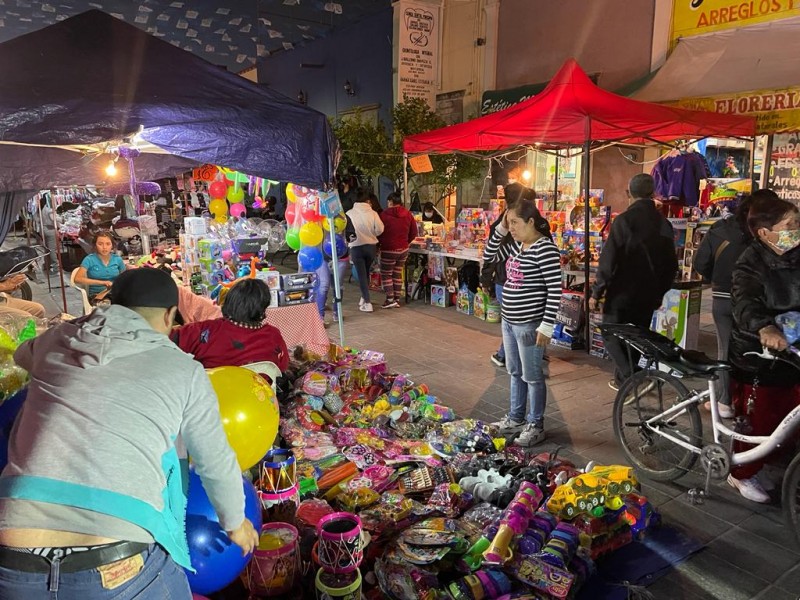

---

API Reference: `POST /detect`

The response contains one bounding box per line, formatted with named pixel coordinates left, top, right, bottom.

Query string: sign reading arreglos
left=671, top=0, right=800, bottom=42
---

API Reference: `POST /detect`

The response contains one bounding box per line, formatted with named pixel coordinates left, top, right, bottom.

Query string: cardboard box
left=431, top=285, right=450, bottom=307
left=281, top=272, right=317, bottom=291
left=444, top=267, right=459, bottom=293
left=278, top=289, right=315, bottom=306
left=257, top=270, right=282, bottom=291
left=474, top=289, right=489, bottom=320
left=184, top=217, right=207, bottom=235
left=456, top=287, right=474, bottom=315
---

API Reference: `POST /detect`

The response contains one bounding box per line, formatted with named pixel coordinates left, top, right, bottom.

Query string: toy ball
left=208, top=199, right=228, bottom=217
left=300, top=197, right=322, bottom=222
left=227, top=186, right=245, bottom=203
left=322, top=234, right=347, bottom=258
left=285, top=228, right=301, bottom=251
left=184, top=469, right=262, bottom=595
left=208, top=181, right=227, bottom=199
left=288, top=183, right=309, bottom=200
left=206, top=366, right=280, bottom=471
left=298, top=245, right=324, bottom=272
left=322, top=215, right=347, bottom=234
left=299, top=222, right=323, bottom=247
left=286, top=184, right=298, bottom=204
left=230, top=203, right=246, bottom=218
left=285, top=202, right=298, bottom=225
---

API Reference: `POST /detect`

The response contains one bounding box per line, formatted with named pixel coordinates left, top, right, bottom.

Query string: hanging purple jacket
left=651, top=153, right=705, bottom=207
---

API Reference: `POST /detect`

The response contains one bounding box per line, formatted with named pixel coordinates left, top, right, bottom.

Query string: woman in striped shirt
left=482, top=198, right=562, bottom=446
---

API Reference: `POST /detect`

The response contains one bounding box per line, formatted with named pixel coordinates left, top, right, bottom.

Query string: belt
left=0, top=541, right=150, bottom=573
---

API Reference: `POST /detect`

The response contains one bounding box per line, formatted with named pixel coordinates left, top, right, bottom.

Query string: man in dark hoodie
left=378, top=192, right=418, bottom=309
left=693, top=194, right=753, bottom=418
left=589, top=174, right=678, bottom=390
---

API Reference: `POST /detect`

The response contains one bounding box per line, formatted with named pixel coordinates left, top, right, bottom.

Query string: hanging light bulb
left=105, top=160, right=117, bottom=177
left=522, top=169, right=532, bottom=181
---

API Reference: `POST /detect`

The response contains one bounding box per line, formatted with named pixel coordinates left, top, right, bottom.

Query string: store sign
left=671, top=0, right=800, bottom=42
left=769, top=133, right=800, bottom=204
left=397, top=1, right=440, bottom=109
left=670, top=86, right=800, bottom=134
left=480, top=83, right=544, bottom=115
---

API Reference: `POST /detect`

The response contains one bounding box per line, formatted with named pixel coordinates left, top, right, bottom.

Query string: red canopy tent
left=403, top=59, right=755, bottom=153
left=403, top=59, right=756, bottom=351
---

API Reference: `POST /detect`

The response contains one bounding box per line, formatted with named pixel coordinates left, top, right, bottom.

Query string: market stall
left=403, top=59, right=756, bottom=350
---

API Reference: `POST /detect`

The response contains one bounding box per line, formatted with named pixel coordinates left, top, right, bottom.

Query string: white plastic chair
left=70, top=268, right=93, bottom=315
left=242, top=361, right=281, bottom=393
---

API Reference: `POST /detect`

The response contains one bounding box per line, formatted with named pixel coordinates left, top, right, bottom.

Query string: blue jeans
left=350, top=244, right=377, bottom=303
left=0, top=544, right=191, bottom=600
left=495, top=284, right=505, bottom=359
left=315, top=258, right=350, bottom=318
left=502, top=319, right=547, bottom=427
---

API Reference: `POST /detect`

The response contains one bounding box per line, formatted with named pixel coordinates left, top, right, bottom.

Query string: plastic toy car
left=546, top=474, right=607, bottom=519
left=587, top=465, right=638, bottom=495
left=623, top=493, right=661, bottom=538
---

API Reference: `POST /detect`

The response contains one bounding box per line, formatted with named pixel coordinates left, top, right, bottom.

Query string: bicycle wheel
left=781, top=452, right=800, bottom=550
left=613, top=369, right=702, bottom=481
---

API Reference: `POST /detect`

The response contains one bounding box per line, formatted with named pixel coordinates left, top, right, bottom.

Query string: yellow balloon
left=209, top=198, right=228, bottom=216
left=227, top=185, right=245, bottom=203
left=206, top=366, right=280, bottom=471
left=214, top=215, right=228, bottom=223
left=322, top=215, right=347, bottom=234
left=286, top=184, right=298, bottom=204
left=299, top=222, right=323, bottom=247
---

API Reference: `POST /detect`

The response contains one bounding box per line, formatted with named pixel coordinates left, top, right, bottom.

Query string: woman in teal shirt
left=75, top=232, right=126, bottom=302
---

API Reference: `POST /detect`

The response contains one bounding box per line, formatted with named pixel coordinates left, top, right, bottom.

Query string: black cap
left=110, top=268, right=178, bottom=309
left=629, top=173, right=655, bottom=199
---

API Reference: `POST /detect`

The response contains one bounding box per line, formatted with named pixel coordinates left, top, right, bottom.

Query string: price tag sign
left=319, top=190, right=343, bottom=217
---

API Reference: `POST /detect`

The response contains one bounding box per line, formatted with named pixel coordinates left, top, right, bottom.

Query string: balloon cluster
left=0, top=316, right=39, bottom=401
left=284, top=183, right=347, bottom=272
left=208, top=167, right=247, bottom=223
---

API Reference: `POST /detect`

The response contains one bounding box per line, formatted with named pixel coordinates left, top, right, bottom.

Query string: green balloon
left=285, top=228, right=301, bottom=251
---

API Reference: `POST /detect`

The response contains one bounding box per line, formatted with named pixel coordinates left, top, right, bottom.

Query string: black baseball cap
left=110, top=268, right=178, bottom=309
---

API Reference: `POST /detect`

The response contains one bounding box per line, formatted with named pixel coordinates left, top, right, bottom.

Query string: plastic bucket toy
left=316, top=512, right=364, bottom=574
left=315, top=568, right=362, bottom=600
left=243, top=523, right=299, bottom=597
left=261, top=449, right=297, bottom=494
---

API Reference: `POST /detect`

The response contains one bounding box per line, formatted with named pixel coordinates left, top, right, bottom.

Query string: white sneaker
left=718, top=403, right=735, bottom=419
left=515, top=424, right=546, bottom=447
left=728, top=474, right=771, bottom=504
left=358, top=298, right=365, bottom=308
left=492, top=415, right=526, bottom=435
left=359, top=302, right=374, bottom=312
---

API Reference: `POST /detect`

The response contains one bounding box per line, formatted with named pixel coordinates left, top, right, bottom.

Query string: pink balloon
left=230, top=202, right=246, bottom=218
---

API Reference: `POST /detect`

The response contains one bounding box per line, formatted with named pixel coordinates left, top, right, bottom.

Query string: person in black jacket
left=693, top=195, right=754, bottom=418
left=589, top=174, right=678, bottom=389
left=727, top=193, right=800, bottom=503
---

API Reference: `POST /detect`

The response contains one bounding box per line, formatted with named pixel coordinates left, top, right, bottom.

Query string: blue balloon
left=0, top=388, right=27, bottom=437
left=322, top=234, right=347, bottom=258
left=184, top=469, right=262, bottom=595
left=298, top=245, right=323, bottom=272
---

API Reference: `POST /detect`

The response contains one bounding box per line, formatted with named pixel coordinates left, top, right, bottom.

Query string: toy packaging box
left=651, top=287, right=702, bottom=349
left=444, top=267, right=459, bottom=293
left=431, top=285, right=450, bottom=307
left=456, top=285, right=474, bottom=315
left=473, top=289, right=489, bottom=320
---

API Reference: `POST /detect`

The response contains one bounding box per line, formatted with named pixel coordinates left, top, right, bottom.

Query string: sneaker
left=515, top=424, right=546, bottom=447
left=608, top=380, right=620, bottom=392
left=323, top=313, right=332, bottom=327
left=490, top=353, right=505, bottom=367
left=492, top=415, right=526, bottom=435
left=359, top=302, right=374, bottom=313
left=701, top=402, right=735, bottom=418
left=358, top=298, right=365, bottom=308
left=727, top=474, right=771, bottom=504
left=382, top=299, right=400, bottom=309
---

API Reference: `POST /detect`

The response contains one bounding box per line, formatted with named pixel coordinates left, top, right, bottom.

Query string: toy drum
left=259, top=483, right=300, bottom=524
left=316, top=512, right=364, bottom=574
left=243, top=523, right=299, bottom=597
left=261, top=449, right=297, bottom=494
left=315, top=568, right=362, bottom=600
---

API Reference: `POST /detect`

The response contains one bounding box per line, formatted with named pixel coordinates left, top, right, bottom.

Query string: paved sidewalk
left=24, top=261, right=800, bottom=600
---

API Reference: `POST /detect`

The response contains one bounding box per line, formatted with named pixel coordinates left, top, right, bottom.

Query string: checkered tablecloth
left=265, top=302, right=330, bottom=356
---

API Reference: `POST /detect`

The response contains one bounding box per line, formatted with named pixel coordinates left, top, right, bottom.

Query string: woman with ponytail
left=482, top=198, right=562, bottom=446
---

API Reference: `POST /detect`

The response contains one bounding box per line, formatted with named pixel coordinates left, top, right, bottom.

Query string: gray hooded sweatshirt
left=0, top=305, right=244, bottom=569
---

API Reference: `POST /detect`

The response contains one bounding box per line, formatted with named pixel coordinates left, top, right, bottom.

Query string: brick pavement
left=24, top=256, right=800, bottom=600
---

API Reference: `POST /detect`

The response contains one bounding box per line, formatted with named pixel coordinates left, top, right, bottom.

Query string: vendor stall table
left=408, top=247, right=483, bottom=263
left=266, top=303, right=329, bottom=356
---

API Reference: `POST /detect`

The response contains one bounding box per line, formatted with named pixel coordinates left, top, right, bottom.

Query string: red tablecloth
left=265, top=303, right=330, bottom=356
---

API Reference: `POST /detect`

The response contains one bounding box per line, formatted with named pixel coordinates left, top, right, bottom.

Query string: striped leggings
left=380, top=248, right=408, bottom=300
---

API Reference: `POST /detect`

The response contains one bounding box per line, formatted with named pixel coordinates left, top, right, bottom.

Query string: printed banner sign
left=397, top=1, right=439, bottom=109
left=671, top=0, right=800, bottom=42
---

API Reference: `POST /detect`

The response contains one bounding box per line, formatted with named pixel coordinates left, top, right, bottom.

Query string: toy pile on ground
left=211, top=345, right=662, bottom=600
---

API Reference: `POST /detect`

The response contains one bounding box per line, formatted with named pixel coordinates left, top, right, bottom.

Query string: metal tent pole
left=582, top=140, right=592, bottom=354
left=403, top=153, right=410, bottom=205
left=37, top=195, right=51, bottom=293
left=553, top=149, right=560, bottom=211
left=52, top=198, right=68, bottom=313
left=328, top=216, right=345, bottom=346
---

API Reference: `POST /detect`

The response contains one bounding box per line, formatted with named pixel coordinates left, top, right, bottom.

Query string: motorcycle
left=0, top=245, right=48, bottom=301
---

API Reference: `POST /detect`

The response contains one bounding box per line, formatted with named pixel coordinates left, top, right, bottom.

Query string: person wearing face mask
left=483, top=198, right=562, bottom=447
left=727, top=191, right=800, bottom=503
left=421, top=202, right=444, bottom=225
